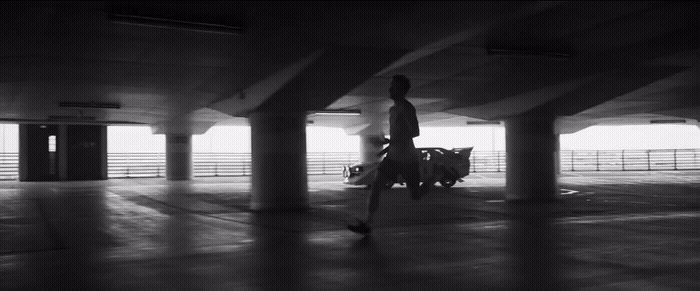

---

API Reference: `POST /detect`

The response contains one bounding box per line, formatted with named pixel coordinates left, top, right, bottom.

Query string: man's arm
left=408, top=101, right=419, bottom=138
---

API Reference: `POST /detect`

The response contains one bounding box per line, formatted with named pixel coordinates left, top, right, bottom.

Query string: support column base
left=250, top=203, right=310, bottom=212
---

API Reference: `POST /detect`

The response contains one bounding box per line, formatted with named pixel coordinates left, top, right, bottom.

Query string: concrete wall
left=19, top=124, right=107, bottom=181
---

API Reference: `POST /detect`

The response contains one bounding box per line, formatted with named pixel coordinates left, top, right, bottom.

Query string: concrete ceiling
left=0, top=1, right=697, bottom=135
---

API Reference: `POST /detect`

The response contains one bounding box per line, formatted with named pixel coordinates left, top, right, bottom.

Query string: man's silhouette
left=348, top=75, right=434, bottom=235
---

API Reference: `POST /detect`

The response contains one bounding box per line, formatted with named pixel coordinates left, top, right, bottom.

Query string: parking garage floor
left=1, top=171, right=699, bottom=290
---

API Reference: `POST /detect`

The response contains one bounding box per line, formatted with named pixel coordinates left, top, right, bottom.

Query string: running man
left=348, top=75, right=435, bottom=235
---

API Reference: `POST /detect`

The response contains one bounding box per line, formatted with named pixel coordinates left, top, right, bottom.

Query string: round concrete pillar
left=554, top=134, right=561, bottom=175
left=505, top=115, right=559, bottom=201
left=359, top=134, right=385, bottom=163
left=166, top=134, right=193, bottom=180
left=249, top=111, right=308, bottom=211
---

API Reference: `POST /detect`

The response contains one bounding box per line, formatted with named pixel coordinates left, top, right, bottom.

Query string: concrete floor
left=1, top=171, right=699, bottom=290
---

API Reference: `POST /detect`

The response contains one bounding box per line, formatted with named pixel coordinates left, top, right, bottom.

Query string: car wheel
left=439, top=178, right=456, bottom=188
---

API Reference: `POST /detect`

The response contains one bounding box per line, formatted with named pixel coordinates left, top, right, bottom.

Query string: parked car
left=342, top=147, right=474, bottom=188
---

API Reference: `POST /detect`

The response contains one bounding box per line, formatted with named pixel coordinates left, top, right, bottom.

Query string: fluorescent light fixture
left=48, top=115, right=97, bottom=121
left=109, top=14, right=244, bottom=35
left=59, top=102, right=121, bottom=109
left=466, top=121, right=501, bottom=125
left=310, top=110, right=361, bottom=116
left=650, top=119, right=686, bottom=124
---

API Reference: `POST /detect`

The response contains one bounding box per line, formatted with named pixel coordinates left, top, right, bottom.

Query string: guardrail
left=468, top=149, right=700, bottom=172
left=560, top=149, right=700, bottom=172
left=0, top=153, right=18, bottom=180
left=0, top=149, right=698, bottom=180
left=109, top=152, right=166, bottom=178
left=109, top=152, right=359, bottom=178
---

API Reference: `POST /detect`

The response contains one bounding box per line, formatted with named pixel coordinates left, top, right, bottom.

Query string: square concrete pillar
left=249, top=111, right=308, bottom=211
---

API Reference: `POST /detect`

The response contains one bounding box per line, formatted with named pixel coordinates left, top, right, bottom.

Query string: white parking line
left=560, top=189, right=579, bottom=195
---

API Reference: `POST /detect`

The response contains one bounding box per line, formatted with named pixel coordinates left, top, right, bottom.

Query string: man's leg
left=418, top=163, right=443, bottom=199
left=349, top=161, right=393, bottom=234
left=403, top=162, right=422, bottom=200
left=365, top=171, right=389, bottom=225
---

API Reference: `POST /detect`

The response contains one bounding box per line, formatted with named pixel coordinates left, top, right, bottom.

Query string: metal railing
left=307, top=152, right=358, bottom=175
left=0, top=149, right=698, bottom=180
left=109, top=152, right=166, bottom=178
left=559, top=149, right=700, bottom=172
left=0, top=153, right=18, bottom=180
left=468, top=149, right=700, bottom=172
left=110, top=152, right=360, bottom=178
left=193, top=153, right=252, bottom=177
left=470, top=151, right=507, bottom=172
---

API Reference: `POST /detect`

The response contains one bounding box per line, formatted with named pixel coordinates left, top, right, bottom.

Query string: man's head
left=389, top=75, right=411, bottom=100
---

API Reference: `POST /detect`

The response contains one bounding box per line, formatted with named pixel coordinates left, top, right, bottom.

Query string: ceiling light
left=109, top=14, right=244, bottom=35
left=48, top=115, right=96, bottom=121
left=310, top=110, right=361, bottom=116
left=466, top=121, right=501, bottom=125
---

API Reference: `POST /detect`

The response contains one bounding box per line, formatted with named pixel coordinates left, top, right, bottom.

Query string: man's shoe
left=347, top=221, right=372, bottom=235
left=414, top=182, right=431, bottom=200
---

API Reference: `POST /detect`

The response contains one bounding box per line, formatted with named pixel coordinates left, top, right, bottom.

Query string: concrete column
left=18, top=124, right=58, bottom=181
left=359, top=134, right=385, bottom=163
left=249, top=111, right=308, bottom=211
left=57, top=125, right=67, bottom=181
left=505, top=115, right=559, bottom=201
left=166, top=134, right=193, bottom=180
left=18, top=125, right=28, bottom=181
left=65, top=125, right=108, bottom=180
left=99, top=125, right=108, bottom=179
left=554, top=134, right=561, bottom=175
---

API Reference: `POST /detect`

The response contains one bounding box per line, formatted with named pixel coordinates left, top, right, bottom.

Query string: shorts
left=377, top=158, right=420, bottom=188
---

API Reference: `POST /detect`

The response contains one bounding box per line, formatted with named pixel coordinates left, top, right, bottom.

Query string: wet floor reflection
left=247, top=212, right=311, bottom=290
left=505, top=202, right=566, bottom=290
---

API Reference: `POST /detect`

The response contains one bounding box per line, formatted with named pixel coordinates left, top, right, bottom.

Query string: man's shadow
left=351, top=235, right=376, bottom=252
left=345, top=235, right=390, bottom=287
